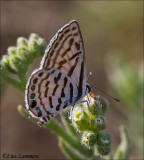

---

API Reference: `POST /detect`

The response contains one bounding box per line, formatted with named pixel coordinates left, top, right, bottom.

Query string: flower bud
left=1, top=55, right=16, bottom=73
left=28, top=38, right=39, bottom=57
left=81, top=131, right=97, bottom=148
left=90, top=117, right=106, bottom=132
left=97, top=133, right=112, bottom=147
left=29, top=33, right=39, bottom=40
left=95, top=96, right=108, bottom=116
left=96, top=132, right=112, bottom=156
left=17, top=37, right=28, bottom=47
left=9, top=56, right=27, bottom=74
left=8, top=46, right=17, bottom=56
left=97, top=145, right=111, bottom=156
left=83, top=96, right=101, bottom=117
left=36, top=38, right=46, bottom=56
left=71, top=105, right=89, bottom=131
left=28, top=34, right=46, bottom=58
left=17, top=47, right=32, bottom=63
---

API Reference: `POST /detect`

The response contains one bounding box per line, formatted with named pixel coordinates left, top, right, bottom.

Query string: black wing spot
left=31, top=85, right=35, bottom=91
left=53, top=84, right=59, bottom=96
left=49, top=50, right=54, bottom=57
left=59, top=34, right=64, bottom=41
left=54, top=42, right=59, bottom=49
left=56, top=104, right=61, bottom=111
left=30, top=100, right=37, bottom=108
left=68, top=57, right=79, bottom=77
left=61, top=90, right=65, bottom=97
left=30, top=93, right=35, bottom=99
left=49, top=96, right=53, bottom=108
left=59, top=59, right=67, bottom=66
left=51, top=70, right=55, bottom=74
left=64, top=29, right=70, bottom=34
left=46, top=115, right=50, bottom=120
left=69, top=38, right=74, bottom=46
left=36, top=107, right=42, bottom=117
left=33, top=78, right=38, bottom=84
left=61, top=77, right=67, bottom=97
left=73, top=32, right=78, bottom=36
left=58, top=98, right=62, bottom=104
left=69, top=52, right=82, bottom=61
left=42, top=117, right=47, bottom=122
left=69, top=83, right=73, bottom=103
left=54, top=73, right=61, bottom=84
left=75, top=42, right=80, bottom=50
left=38, top=72, right=44, bottom=77
left=45, top=81, right=50, bottom=87
left=47, top=110, right=52, bottom=114
left=77, top=62, right=84, bottom=99
left=44, top=87, right=49, bottom=97
left=63, top=104, right=67, bottom=109
left=72, top=26, right=76, bottom=31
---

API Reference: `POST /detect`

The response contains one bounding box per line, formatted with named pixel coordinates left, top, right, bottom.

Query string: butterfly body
left=25, top=20, right=91, bottom=126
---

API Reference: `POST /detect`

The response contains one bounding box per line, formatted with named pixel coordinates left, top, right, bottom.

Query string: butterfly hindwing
left=25, top=68, right=78, bottom=120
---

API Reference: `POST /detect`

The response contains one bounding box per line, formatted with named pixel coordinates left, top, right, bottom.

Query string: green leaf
left=114, top=125, right=130, bottom=160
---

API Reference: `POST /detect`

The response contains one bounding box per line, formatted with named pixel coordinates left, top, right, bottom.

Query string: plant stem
left=19, top=74, right=27, bottom=93
left=61, top=109, right=78, bottom=140
left=114, top=125, right=130, bottom=160
left=17, top=105, right=39, bottom=122
left=59, top=138, right=85, bottom=160
left=1, top=75, right=21, bottom=90
left=45, top=119, right=94, bottom=157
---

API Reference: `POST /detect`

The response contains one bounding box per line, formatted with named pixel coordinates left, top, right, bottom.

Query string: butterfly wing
left=25, top=68, right=78, bottom=126
left=40, top=20, right=86, bottom=97
left=25, top=20, right=87, bottom=126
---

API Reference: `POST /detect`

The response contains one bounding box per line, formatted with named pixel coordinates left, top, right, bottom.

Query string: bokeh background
left=1, top=1, right=143, bottom=160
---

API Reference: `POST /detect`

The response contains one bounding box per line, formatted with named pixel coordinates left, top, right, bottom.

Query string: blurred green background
left=1, top=1, right=143, bottom=160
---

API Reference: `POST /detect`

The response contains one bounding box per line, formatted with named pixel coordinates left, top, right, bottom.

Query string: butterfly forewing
left=40, top=20, right=86, bottom=89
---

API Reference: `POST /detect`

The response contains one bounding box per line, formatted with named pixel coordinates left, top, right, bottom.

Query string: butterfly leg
left=80, top=100, right=96, bottom=115
left=71, top=106, right=74, bottom=112
left=37, top=116, right=48, bottom=127
left=87, top=94, right=90, bottom=103
left=37, top=116, right=51, bottom=127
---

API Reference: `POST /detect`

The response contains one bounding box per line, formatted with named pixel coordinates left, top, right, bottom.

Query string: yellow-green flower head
left=71, top=95, right=106, bottom=132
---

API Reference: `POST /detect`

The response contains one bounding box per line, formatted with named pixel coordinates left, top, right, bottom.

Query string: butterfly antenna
left=87, top=72, right=92, bottom=81
left=92, top=85, right=120, bottom=102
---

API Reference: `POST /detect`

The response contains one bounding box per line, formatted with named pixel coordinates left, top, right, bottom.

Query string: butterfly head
left=86, top=84, right=91, bottom=94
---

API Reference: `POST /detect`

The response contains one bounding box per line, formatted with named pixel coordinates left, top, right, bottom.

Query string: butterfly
left=25, top=20, right=91, bottom=126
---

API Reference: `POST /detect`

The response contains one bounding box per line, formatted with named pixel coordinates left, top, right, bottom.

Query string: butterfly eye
left=36, top=107, right=42, bottom=117
left=86, top=85, right=91, bottom=93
